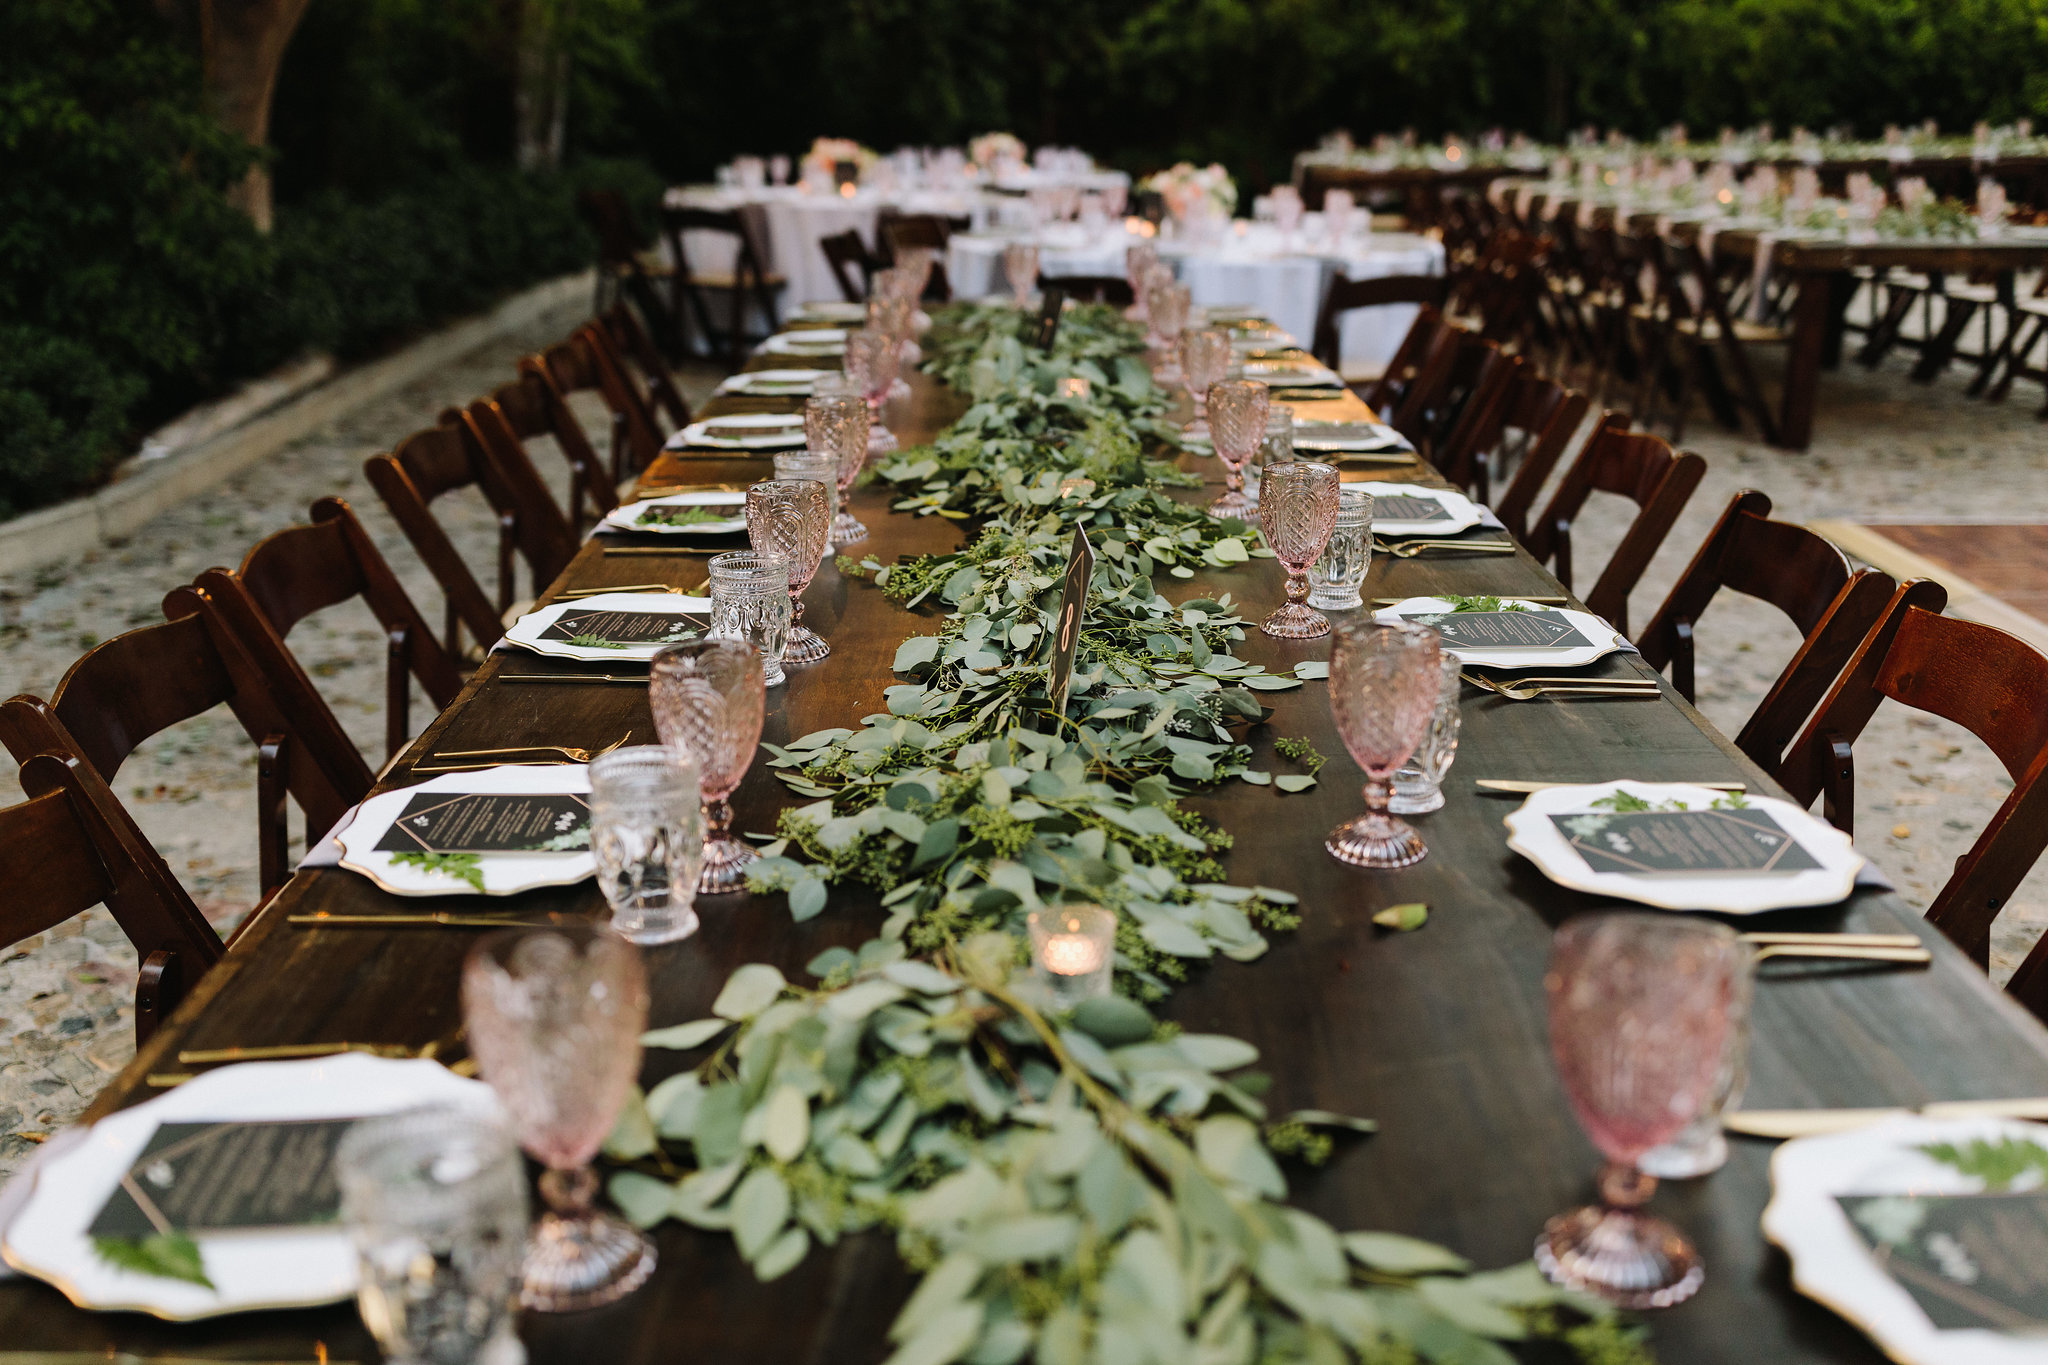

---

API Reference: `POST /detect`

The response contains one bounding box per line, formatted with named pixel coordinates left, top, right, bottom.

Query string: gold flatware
left=499, top=672, right=648, bottom=685
left=1724, top=1097, right=2048, bottom=1140
left=430, top=734, right=630, bottom=765
left=1739, top=931, right=1921, bottom=948
left=0, top=1354, right=360, bottom=1364
left=146, top=1074, right=196, bottom=1087
left=1476, top=779, right=1744, bottom=794
left=1473, top=674, right=1657, bottom=685
left=632, top=482, right=749, bottom=497
left=1386, top=540, right=1518, bottom=558
left=409, top=759, right=586, bottom=773
left=1749, top=943, right=1931, bottom=965
left=290, top=912, right=565, bottom=928
left=603, top=546, right=722, bottom=556
left=555, top=583, right=696, bottom=599
left=1374, top=595, right=1567, bottom=605
left=177, top=1041, right=418, bottom=1064
left=1460, top=672, right=1661, bottom=701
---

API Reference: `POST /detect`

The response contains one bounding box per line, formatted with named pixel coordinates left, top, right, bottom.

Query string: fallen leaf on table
left=1373, top=903, right=1428, bottom=932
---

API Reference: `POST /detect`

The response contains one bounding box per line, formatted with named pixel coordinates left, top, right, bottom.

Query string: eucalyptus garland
left=601, top=303, right=1653, bottom=1365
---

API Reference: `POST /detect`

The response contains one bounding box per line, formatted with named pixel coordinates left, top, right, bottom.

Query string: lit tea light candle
left=1055, top=376, right=1092, bottom=399
left=1028, top=905, right=1115, bottom=1005
left=1056, top=475, right=1097, bottom=500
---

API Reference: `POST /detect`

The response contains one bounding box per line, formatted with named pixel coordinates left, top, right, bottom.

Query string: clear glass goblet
left=1325, top=619, right=1442, bottom=867
left=462, top=926, right=652, bottom=1313
left=1537, top=914, right=1748, bottom=1309
left=337, top=1105, right=529, bottom=1365
left=1181, top=329, right=1231, bottom=435
left=705, top=550, right=791, bottom=686
left=894, top=245, right=937, bottom=300
left=746, top=478, right=832, bottom=664
left=843, top=328, right=901, bottom=453
left=805, top=393, right=872, bottom=545
left=1307, top=489, right=1374, bottom=610
left=1247, top=403, right=1294, bottom=509
left=1256, top=460, right=1341, bottom=639
left=589, top=745, right=704, bottom=944
left=1206, top=379, right=1269, bottom=520
left=1003, top=242, right=1040, bottom=307
left=650, top=638, right=767, bottom=895
left=1388, top=652, right=1463, bottom=814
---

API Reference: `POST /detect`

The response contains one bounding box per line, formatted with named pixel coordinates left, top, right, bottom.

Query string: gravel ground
left=4, top=304, right=2048, bottom=1178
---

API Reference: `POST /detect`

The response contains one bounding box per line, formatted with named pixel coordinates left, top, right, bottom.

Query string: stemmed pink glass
left=1538, top=914, right=1747, bottom=1309
left=1256, top=461, right=1341, bottom=639
left=1147, top=278, right=1191, bottom=384
left=805, top=391, right=872, bottom=545
left=1003, top=242, right=1040, bottom=307
left=746, top=478, right=831, bottom=664
left=842, top=328, right=901, bottom=453
left=462, top=926, right=651, bottom=1312
left=1124, top=243, right=1158, bottom=321
left=1181, top=328, right=1231, bottom=436
left=1206, top=378, right=1268, bottom=520
left=650, top=639, right=767, bottom=894
left=1325, top=619, right=1442, bottom=868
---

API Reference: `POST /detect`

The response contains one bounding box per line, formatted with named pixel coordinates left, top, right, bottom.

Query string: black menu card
left=374, top=791, right=591, bottom=854
left=1839, top=1190, right=2048, bottom=1333
left=1552, top=807, right=1821, bottom=876
left=1415, top=609, right=1593, bottom=651
left=1370, top=495, right=1454, bottom=523
left=89, top=1120, right=353, bottom=1238
left=538, top=609, right=702, bottom=648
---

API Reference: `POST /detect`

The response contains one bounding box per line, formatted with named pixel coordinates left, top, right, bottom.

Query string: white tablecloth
left=946, top=223, right=1445, bottom=375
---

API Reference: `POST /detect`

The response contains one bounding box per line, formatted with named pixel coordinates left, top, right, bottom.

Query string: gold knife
left=1476, top=779, right=1746, bottom=794
left=1726, top=1098, right=2048, bottom=1139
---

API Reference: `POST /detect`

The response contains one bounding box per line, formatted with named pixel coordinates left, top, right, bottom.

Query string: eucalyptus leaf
left=731, top=1166, right=791, bottom=1260
left=641, top=1017, right=732, bottom=1050
left=713, top=963, right=788, bottom=1021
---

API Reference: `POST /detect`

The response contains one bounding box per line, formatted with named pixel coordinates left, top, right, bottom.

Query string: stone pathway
left=5, top=310, right=2048, bottom=1178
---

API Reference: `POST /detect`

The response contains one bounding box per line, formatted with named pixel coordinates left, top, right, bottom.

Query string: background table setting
left=9, top=291, right=2048, bottom=1365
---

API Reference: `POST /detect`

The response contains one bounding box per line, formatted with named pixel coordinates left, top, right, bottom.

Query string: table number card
left=1838, top=1190, right=2048, bottom=1333
left=1046, top=524, right=1095, bottom=717
left=374, top=791, right=592, bottom=854
left=539, top=609, right=702, bottom=648
left=1551, top=807, right=1821, bottom=876
left=89, top=1120, right=355, bottom=1238
left=1415, top=609, right=1594, bottom=651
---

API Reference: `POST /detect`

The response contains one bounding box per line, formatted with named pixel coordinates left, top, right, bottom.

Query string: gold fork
left=429, top=732, right=632, bottom=765
left=1461, top=672, right=1660, bottom=701
left=555, top=583, right=696, bottom=599
left=1385, top=539, right=1519, bottom=558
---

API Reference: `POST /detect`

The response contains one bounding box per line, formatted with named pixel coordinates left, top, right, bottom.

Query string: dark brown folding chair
left=1523, top=414, right=1707, bottom=636
left=1638, top=491, right=1899, bottom=771
left=519, top=329, right=646, bottom=515
left=598, top=302, right=693, bottom=431
left=0, top=750, right=220, bottom=1043
left=191, top=498, right=463, bottom=762
left=1425, top=342, right=1519, bottom=496
left=876, top=212, right=966, bottom=298
left=0, top=595, right=373, bottom=903
left=1770, top=589, right=2048, bottom=1023
left=579, top=189, right=679, bottom=355
left=820, top=229, right=878, bottom=303
left=1310, top=273, right=1449, bottom=373
left=1042, top=274, right=1134, bottom=306
left=1486, top=371, right=1591, bottom=541
left=1358, top=305, right=1447, bottom=415
left=660, top=205, right=783, bottom=369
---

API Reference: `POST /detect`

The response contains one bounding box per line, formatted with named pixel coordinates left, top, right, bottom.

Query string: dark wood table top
left=7, top=345, right=2048, bottom=1363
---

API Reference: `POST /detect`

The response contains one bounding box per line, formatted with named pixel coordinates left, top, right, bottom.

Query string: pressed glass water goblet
left=1148, top=281, right=1191, bottom=384
left=1388, top=652, right=1463, bottom=814
left=1255, top=460, right=1341, bottom=639
left=1003, top=242, right=1040, bottom=307
left=650, top=639, right=767, bottom=895
left=337, top=1105, right=529, bottom=1365
left=1537, top=914, right=1748, bottom=1308
left=1308, top=489, right=1373, bottom=609
left=1205, top=379, right=1268, bottom=520
left=746, top=478, right=832, bottom=664
left=705, top=550, right=792, bottom=686
left=773, top=449, right=841, bottom=537
left=1638, top=954, right=1756, bottom=1179
left=1181, top=329, right=1231, bottom=435
left=462, top=926, right=652, bottom=1312
left=805, top=392, right=872, bottom=545
left=1325, top=619, right=1442, bottom=868
left=589, top=745, right=705, bottom=943
left=894, top=245, right=937, bottom=301
left=843, top=328, right=901, bottom=453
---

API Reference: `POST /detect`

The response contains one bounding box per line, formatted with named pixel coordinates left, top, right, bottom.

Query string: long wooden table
left=8, top=343, right=2048, bottom=1362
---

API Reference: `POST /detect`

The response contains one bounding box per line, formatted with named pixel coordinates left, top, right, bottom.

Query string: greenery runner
left=600, top=304, right=1653, bottom=1365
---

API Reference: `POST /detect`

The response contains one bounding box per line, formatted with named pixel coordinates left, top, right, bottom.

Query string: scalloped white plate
left=338, top=763, right=594, bottom=897
left=670, top=412, right=808, bottom=450
left=760, top=329, right=847, bottom=357
left=502, top=591, right=710, bottom=662
left=1373, top=596, right=1625, bottom=670
left=600, top=488, right=747, bottom=537
left=714, top=367, right=825, bottom=396
left=1, top=1056, right=495, bottom=1319
left=1345, top=482, right=1483, bottom=537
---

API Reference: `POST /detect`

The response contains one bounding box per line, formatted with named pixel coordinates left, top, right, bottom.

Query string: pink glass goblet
left=805, top=392, right=872, bottom=545
left=1148, top=280, right=1190, bottom=384
left=1537, top=914, right=1747, bottom=1309
left=1124, top=243, right=1158, bottom=321
left=746, top=478, right=832, bottom=664
left=894, top=246, right=937, bottom=301
left=1181, top=328, right=1231, bottom=436
left=1205, top=378, right=1269, bottom=520
left=1324, top=619, right=1441, bottom=867
left=651, top=639, right=767, bottom=894
left=462, top=926, right=651, bottom=1312
left=843, top=328, right=901, bottom=454
left=1256, top=460, right=1341, bottom=639
left=1003, top=242, right=1040, bottom=308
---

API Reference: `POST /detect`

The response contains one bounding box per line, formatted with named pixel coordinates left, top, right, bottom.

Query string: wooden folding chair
left=0, top=750, right=221, bottom=1043
left=820, top=229, right=878, bottom=303
left=1359, top=305, right=1449, bottom=416
left=190, top=498, right=463, bottom=762
left=1635, top=236, right=1784, bottom=444
left=1771, top=589, right=2048, bottom=1025
left=0, top=596, right=373, bottom=902
left=579, top=189, right=679, bottom=355
left=876, top=212, right=966, bottom=298
left=519, top=330, right=646, bottom=515
left=598, top=302, right=693, bottom=431
left=1524, top=414, right=1707, bottom=636
left=1638, top=491, right=1899, bottom=770
left=1486, top=370, right=1591, bottom=540
left=1425, top=343, right=1519, bottom=497
left=1041, top=274, right=1133, bottom=306
left=1310, top=273, right=1449, bottom=376
left=660, top=205, right=783, bottom=368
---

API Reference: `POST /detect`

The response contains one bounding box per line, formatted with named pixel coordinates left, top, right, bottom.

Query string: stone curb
left=0, top=270, right=596, bottom=578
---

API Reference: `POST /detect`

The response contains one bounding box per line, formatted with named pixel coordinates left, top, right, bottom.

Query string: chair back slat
left=661, top=205, right=781, bottom=368
left=1043, top=275, right=1133, bottom=306
left=598, top=303, right=693, bottom=430
left=520, top=338, right=628, bottom=524
left=1360, top=305, right=1448, bottom=415
left=820, top=229, right=876, bottom=303
left=1311, top=273, right=1449, bottom=370
left=1489, top=372, right=1591, bottom=541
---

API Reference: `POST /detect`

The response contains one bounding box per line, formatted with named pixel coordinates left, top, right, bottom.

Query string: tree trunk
left=516, top=0, right=575, bottom=172
left=196, top=0, right=311, bottom=232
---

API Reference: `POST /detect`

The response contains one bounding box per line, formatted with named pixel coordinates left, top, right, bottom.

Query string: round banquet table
left=945, top=222, right=1445, bottom=375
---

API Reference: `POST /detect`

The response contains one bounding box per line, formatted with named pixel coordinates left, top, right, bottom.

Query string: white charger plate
left=670, top=412, right=808, bottom=450
left=1502, top=780, right=1864, bottom=914
left=1374, top=596, right=1626, bottom=669
left=760, top=329, right=848, bottom=357
left=600, top=488, right=747, bottom=537
left=794, top=302, right=867, bottom=323
left=1294, top=422, right=1412, bottom=454
left=1764, top=1116, right=2048, bottom=1365
left=1241, top=359, right=1343, bottom=388
left=1346, top=482, right=1483, bottom=536
left=714, top=368, right=825, bottom=396
left=501, top=591, right=710, bottom=662
left=1, top=1055, right=495, bottom=1319
left=338, top=763, right=594, bottom=897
